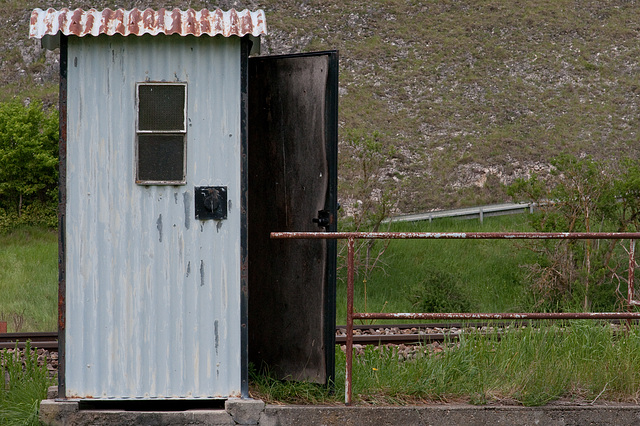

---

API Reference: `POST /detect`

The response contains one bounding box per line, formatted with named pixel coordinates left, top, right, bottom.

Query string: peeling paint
left=214, top=320, right=219, bottom=356
left=156, top=214, right=163, bottom=242
left=183, top=191, right=191, bottom=229
left=200, top=260, right=204, bottom=287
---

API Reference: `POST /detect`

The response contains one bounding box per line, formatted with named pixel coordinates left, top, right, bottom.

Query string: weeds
left=252, top=322, right=640, bottom=406
left=0, top=342, right=55, bottom=425
left=249, top=363, right=337, bottom=405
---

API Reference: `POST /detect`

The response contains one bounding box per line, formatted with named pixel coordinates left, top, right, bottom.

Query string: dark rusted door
left=248, top=51, right=338, bottom=384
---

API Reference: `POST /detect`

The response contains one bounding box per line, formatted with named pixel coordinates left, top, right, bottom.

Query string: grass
left=336, top=214, right=535, bottom=325
left=0, top=226, right=57, bottom=332
left=252, top=213, right=640, bottom=406
left=252, top=321, right=640, bottom=406
left=0, top=342, right=55, bottom=425
left=4, top=216, right=640, bottom=407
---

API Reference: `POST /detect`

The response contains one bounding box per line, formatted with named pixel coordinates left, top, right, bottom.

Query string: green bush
left=0, top=101, right=58, bottom=230
left=408, top=270, right=473, bottom=313
left=0, top=201, right=57, bottom=234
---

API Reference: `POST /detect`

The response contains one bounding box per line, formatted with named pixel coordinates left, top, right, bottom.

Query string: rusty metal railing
left=270, top=231, right=640, bottom=405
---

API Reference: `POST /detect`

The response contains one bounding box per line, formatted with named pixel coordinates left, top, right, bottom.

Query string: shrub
left=0, top=101, right=58, bottom=229
left=409, top=270, right=473, bottom=313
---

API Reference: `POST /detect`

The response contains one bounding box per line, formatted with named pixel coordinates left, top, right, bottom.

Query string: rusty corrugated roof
left=29, top=7, right=267, bottom=39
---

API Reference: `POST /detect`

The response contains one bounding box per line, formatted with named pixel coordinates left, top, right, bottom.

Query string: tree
left=0, top=101, right=58, bottom=218
left=508, top=155, right=638, bottom=311
left=338, top=129, right=400, bottom=313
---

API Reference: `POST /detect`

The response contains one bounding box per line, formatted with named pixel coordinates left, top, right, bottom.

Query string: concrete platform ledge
left=40, top=400, right=640, bottom=426
left=39, top=398, right=263, bottom=426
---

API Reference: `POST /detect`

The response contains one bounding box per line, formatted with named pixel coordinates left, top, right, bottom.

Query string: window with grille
left=136, top=83, right=187, bottom=184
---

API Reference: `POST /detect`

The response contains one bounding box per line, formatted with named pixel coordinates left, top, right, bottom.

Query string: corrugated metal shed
left=29, top=7, right=267, bottom=39
left=62, top=34, right=246, bottom=400
left=37, top=6, right=262, bottom=400
left=61, top=34, right=245, bottom=399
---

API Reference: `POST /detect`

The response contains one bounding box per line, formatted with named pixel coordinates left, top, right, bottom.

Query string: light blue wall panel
left=65, top=34, right=242, bottom=399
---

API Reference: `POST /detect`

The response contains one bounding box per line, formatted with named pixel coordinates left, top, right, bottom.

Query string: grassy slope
left=3, top=0, right=640, bottom=213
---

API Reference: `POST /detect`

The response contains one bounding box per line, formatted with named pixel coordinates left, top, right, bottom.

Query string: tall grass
left=0, top=342, right=55, bottom=425
left=336, top=214, right=535, bottom=324
left=342, top=321, right=640, bottom=406
left=252, top=321, right=640, bottom=406
left=0, top=227, right=57, bottom=332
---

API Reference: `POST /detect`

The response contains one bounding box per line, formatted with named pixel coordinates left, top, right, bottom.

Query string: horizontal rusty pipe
left=270, top=231, right=640, bottom=405
left=271, top=231, right=640, bottom=240
left=354, top=312, right=640, bottom=320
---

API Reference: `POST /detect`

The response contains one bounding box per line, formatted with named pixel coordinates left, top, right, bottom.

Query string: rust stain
left=354, top=312, right=640, bottom=320
left=228, top=9, right=239, bottom=35
left=142, top=8, right=156, bottom=32
left=84, top=13, right=94, bottom=36
left=69, top=9, right=82, bottom=36
left=58, top=292, right=65, bottom=329
left=127, top=8, right=141, bottom=35
left=213, top=9, right=225, bottom=34
left=156, top=8, right=165, bottom=33
left=30, top=7, right=267, bottom=39
left=186, top=9, right=197, bottom=35
left=169, top=8, right=181, bottom=35
left=200, top=9, right=211, bottom=33
left=114, top=9, right=126, bottom=35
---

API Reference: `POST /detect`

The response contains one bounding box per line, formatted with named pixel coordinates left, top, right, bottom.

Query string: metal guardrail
left=384, top=202, right=533, bottom=224
left=271, top=231, right=640, bottom=405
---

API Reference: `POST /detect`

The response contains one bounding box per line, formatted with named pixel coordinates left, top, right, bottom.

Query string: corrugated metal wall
left=64, top=34, right=242, bottom=399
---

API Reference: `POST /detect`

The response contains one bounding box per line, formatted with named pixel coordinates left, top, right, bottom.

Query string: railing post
left=628, top=239, right=636, bottom=329
left=345, top=236, right=355, bottom=405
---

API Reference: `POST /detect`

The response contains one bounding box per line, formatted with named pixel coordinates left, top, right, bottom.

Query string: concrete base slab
left=40, top=399, right=640, bottom=426
left=226, top=398, right=265, bottom=425
left=260, top=404, right=640, bottom=426
left=39, top=398, right=261, bottom=426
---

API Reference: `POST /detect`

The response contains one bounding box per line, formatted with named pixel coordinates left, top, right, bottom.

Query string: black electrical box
left=195, top=186, right=227, bottom=220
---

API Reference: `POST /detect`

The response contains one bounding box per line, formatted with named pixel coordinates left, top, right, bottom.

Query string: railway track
left=334, top=321, right=528, bottom=345
left=335, top=319, right=633, bottom=345
left=0, top=331, right=58, bottom=350
left=0, top=320, right=631, bottom=350
left=0, top=324, right=466, bottom=350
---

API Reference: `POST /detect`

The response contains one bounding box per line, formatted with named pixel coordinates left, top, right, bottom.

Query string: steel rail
left=335, top=332, right=449, bottom=345
left=271, top=231, right=640, bottom=405
left=0, top=331, right=59, bottom=350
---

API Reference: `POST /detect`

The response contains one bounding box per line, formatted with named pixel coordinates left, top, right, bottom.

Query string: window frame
left=135, top=82, right=188, bottom=185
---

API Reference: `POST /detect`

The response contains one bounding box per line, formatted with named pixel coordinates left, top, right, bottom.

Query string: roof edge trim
left=29, top=8, right=267, bottom=40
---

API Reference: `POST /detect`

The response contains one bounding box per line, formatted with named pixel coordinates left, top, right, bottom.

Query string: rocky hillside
left=4, top=0, right=640, bottom=215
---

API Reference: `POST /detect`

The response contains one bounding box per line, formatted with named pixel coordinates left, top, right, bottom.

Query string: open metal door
left=248, top=51, right=338, bottom=384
